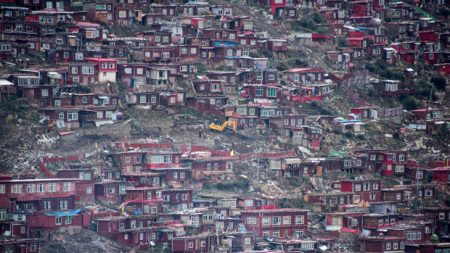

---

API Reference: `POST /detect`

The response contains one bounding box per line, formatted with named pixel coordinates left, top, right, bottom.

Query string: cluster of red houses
left=0, top=0, right=449, bottom=252
left=0, top=141, right=312, bottom=252
left=0, top=137, right=449, bottom=252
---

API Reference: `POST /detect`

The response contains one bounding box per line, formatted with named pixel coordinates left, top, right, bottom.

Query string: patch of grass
left=212, top=178, right=250, bottom=192
left=278, top=198, right=307, bottom=208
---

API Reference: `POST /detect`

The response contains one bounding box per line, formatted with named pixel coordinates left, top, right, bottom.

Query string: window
left=63, top=182, right=71, bottom=192
left=58, top=112, right=65, bottom=120
left=386, top=242, right=391, bottom=250
left=86, top=187, right=92, bottom=194
left=417, top=171, right=423, bottom=179
left=60, top=200, right=68, bottom=210
left=48, top=183, right=56, bottom=192
left=67, top=111, right=78, bottom=121
left=254, top=87, right=264, bottom=97
left=173, top=171, right=178, bottom=179
left=267, top=88, right=277, bottom=97
left=247, top=217, right=256, bottom=224
left=124, top=67, right=132, bottom=75
left=163, top=195, right=170, bottom=202
left=30, top=244, right=37, bottom=252
left=0, top=184, right=4, bottom=194
left=75, top=53, right=83, bottom=61
left=56, top=216, right=62, bottom=225
left=396, top=193, right=402, bottom=200
left=108, top=63, right=115, bottom=69
left=81, top=66, right=94, bottom=74
left=180, top=172, right=185, bottom=179
left=118, top=11, right=126, bottom=18
left=395, top=165, right=405, bottom=173
left=244, top=199, right=254, bottom=207
left=139, top=96, right=147, bottom=104
left=12, top=184, right=22, bottom=193
left=392, top=242, right=398, bottom=250
left=354, top=184, right=362, bottom=192
left=272, top=216, right=281, bottom=225
left=244, top=237, right=251, bottom=245
left=0, top=43, right=11, bottom=51
left=416, top=231, right=422, bottom=240
left=272, top=230, right=280, bottom=237
left=425, top=189, right=433, bottom=197
left=150, top=155, right=172, bottom=163
left=236, top=107, right=247, bottom=116
left=254, top=214, right=267, bottom=226
left=439, top=212, right=445, bottom=220
left=282, top=216, right=291, bottom=225
left=65, top=216, right=72, bottom=224
left=43, top=200, right=52, bottom=210
left=363, top=182, right=370, bottom=191
left=188, top=242, right=194, bottom=248
left=294, top=215, right=305, bottom=225
left=27, top=184, right=35, bottom=193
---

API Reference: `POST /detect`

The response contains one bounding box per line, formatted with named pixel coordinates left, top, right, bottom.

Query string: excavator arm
left=209, top=120, right=237, bottom=133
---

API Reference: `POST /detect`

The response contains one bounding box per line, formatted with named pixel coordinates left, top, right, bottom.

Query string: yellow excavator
left=209, top=120, right=237, bottom=133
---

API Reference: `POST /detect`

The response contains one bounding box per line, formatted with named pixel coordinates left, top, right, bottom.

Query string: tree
left=431, top=76, right=447, bottom=91
left=400, top=96, right=419, bottom=110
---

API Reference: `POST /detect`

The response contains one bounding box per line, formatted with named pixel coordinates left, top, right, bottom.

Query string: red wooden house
left=360, top=236, right=405, bottom=253
left=418, top=31, right=439, bottom=43
left=269, top=0, right=286, bottom=16
left=284, top=68, right=327, bottom=84
left=362, top=150, right=408, bottom=176
left=361, top=213, right=402, bottom=231
left=0, top=237, right=42, bottom=253
left=117, top=63, right=148, bottom=87
left=172, top=233, right=219, bottom=253
left=435, top=63, right=450, bottom=76
left=124, top=187, right=163, bottom=214
left=73, top=21, right=103, bottom=42
left=0, top=177, right=78, bottom=213
left=267, top=39, right=288, bottom=52
left=94, top=180, right=126, bottom=205
left=332, top=179, right=382, bottom=203
left=0, top=176, right=89, bottom=230
left=386, top=224, right=433, bottom=244
left=241, top=208, right=308, bottom=238
left=183, top=156, right=236, bottom=181
left=55, top=165, right=95, bottom=205
left=241, top=84, right=283, bottom=102
left=430, top=167, right=450, bottom=183
left=423, top=207, right=450, bottom=237
left=85, top=58, right=117, bottom=84
left=95, top=214, right=157, bottom=249
left=305, top=192, right=355, bottom=212
left=161, top=188, right=193, bottom=211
